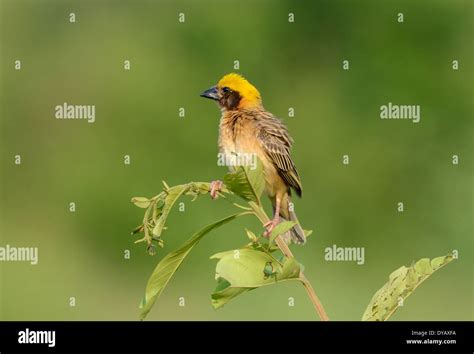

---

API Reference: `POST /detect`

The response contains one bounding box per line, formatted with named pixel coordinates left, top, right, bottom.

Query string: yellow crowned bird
left=200, top=73, right=305, bottom=244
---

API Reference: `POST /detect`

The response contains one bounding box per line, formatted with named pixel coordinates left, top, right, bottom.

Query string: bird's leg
left=209, top=180, right=223, bottom=200
left=263, top=197, right=281, bottom=237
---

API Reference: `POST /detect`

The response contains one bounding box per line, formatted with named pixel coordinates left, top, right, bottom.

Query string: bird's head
left=200, top=73, right=262, bottom=111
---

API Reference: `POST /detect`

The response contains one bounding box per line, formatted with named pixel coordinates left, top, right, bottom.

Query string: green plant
left=131, top=161, right=455, bottom=321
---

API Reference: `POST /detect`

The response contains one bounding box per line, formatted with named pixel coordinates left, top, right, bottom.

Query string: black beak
left=200, top=86, right=219, bottom=101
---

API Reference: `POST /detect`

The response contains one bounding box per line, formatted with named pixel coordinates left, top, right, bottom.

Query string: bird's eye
left=222, top=87, right=230, bottom=93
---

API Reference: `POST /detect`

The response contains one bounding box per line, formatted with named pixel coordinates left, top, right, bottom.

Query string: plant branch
left=248, top=202, right=329, bottom=321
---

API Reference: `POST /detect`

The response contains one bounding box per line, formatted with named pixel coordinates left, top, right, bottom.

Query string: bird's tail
left=275, top=195, right=306, bottom=245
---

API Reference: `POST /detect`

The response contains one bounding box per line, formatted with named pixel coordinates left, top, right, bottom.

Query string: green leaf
left=431, top=255, right=451, bottom=270
left=245, top=228, right=258, bottom=242
left=362, top=253, right=455, bottom=321
left=211, top=280, right=250, bottom=310
left=139, top=212, right=249, bottom=320
left=223, top=158, right=265, bottom=203
left=210, top=248, right=301, bottom=309
left=152, top=184, right=188, bottom=238
left=131, top=197, right=151, bottom=208
left=269, top=221, right=297, bottom=245
left=150, top=182, right=229, bottom=238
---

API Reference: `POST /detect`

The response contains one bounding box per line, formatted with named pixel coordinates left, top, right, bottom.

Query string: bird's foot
left=209, top=180, right=223, bottom=200
left=263, top=216, right=280, bottom=238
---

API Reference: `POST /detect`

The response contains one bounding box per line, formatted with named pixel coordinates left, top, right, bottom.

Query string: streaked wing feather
left=256, top=114, right=302, bottom=196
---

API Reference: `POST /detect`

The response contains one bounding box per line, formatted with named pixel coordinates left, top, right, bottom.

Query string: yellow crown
left=217, top=73, right=262, bottom=108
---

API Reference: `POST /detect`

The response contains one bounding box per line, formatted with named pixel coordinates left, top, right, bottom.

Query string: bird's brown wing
left=256, top=113, right=303, bottom=197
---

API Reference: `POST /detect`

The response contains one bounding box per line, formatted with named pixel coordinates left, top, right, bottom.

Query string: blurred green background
left=0, top=0, right=472, bottom=320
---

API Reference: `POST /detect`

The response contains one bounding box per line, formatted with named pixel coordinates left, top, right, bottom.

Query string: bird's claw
left=263, top=217, right=280, bottom=238
left=210, top=180, right=223, bottom=200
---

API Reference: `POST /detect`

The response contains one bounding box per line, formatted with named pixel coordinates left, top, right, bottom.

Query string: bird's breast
left=218, top=114, right=262, bottom=161
left=218, top=112, right=284, bottom=198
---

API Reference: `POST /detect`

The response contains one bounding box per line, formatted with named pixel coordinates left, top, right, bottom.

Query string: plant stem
left=275, top=237, right=329, bottom=321
left=249, top=202, right=329, bottom=321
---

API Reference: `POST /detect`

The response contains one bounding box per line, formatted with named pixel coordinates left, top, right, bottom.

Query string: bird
left=200, top=73, right=306, bottom=245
